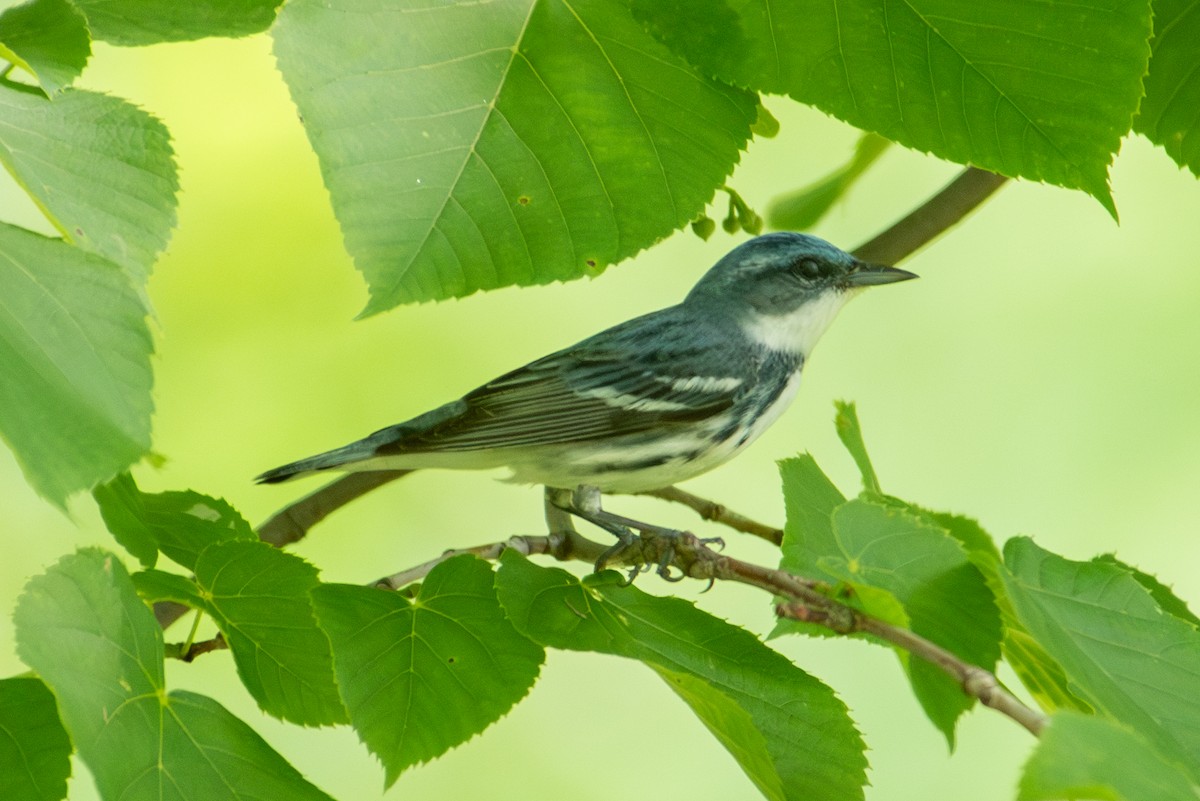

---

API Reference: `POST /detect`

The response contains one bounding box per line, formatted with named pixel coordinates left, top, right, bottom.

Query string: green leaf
left=833, top=401, right=881, bottom=496
left=72, top=0, right=281, bottom=46
left=1134, top=0, right=1200, bottom=175
left=0, top=0, right=90, bottom=94
left=93, top=473, right=255, bottom=570
left=0, top=225, right=152, bottom=507
left=778, top=460, right=1002, bottom=744
left=1003, top=538, right=1200, bottom=776
left=192, top=540, right=346, bottom=727
left=272, top=0, right=757, bottom=311
left=95, top=484, right=340, bottom=725
left=14, top=548, right=335, bottom=801
left=1096, top=553, right=1200, bottom=628
left=767, top=134, right=890, bottom=231
left=0, top=85, right=177, bottom=285
left=0, top=676, right=71, bottom=801
left=131, top=568, right=204, bottom=607
left=312, top=555, right=543, bottom=785
left=909, top=506, right=1090, bottom=713
left=1018, top=711, right=1199, bottom=801
left=775, top=454, right=846, bottom=558
left=496, top=552, right=867, bottom=801
left=91, top=472, right=159, bottom=567
left=637, top=0, right=1154, bottom=215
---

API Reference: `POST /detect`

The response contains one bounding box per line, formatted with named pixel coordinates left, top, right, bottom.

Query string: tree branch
left=369, top=530, right=1045, bottom=737
left=258, top=470, right=412, bottom=546
left=635, top=486, right=783, bottom=545
left=852, top=166, right=1008, bottom=265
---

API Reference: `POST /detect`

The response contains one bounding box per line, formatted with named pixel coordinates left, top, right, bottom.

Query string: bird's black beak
left=844, top=261, right=919, bottom=287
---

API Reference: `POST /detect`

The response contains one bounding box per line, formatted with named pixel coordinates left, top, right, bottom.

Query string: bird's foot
left=553, top=485, right=723, bottom=584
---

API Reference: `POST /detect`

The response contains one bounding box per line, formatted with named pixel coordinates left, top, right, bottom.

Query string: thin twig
left=166, top=520, right=1046, bottom=738
left=318, top=529, right=1048, bottom=738
left=376, top=535, right=556, bottom=590
left=634, top=486, right=783, bottom=545
left=258, top=470, right=411, bottom=546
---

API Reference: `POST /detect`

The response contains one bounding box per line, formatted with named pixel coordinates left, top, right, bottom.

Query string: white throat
left=740, top=290, right=854, bottom=356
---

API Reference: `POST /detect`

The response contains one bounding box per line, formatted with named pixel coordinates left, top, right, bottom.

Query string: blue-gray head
left=686, top=232, right=917, bottom=355
left=686, top=232, right=915, bottom=313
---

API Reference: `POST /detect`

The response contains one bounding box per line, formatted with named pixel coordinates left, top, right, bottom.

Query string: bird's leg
left=551, top=485, right=725, bottom=580
left=563, top=485, right=641, bottom=576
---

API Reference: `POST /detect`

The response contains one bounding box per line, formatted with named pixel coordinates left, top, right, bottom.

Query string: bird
left=257, top=232, right=915, bottom=564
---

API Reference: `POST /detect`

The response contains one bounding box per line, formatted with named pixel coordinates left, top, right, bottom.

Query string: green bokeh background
left=3, top=34, right=1199, bottom=801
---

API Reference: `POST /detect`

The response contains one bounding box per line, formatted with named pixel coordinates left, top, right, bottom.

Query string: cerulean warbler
left=258, top=233, right=914, bottom=546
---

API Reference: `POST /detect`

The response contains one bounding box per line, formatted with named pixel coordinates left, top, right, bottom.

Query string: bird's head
left=685, top=232, right=917, bottom=355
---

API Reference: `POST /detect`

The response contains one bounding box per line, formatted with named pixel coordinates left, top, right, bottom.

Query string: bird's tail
left=255, top=439, right=379, bottom=484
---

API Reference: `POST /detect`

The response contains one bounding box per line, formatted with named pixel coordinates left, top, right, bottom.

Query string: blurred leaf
left=0, top=85, right=177, bottom=286
left=0, top=0, right=90, bottom=94
left=1018, top=711, right=1199, bottom=801
left=312, top=555, right=543, bottom=785
left=0, top=225, right=152, bottom=508
left=94, top=473, right=255, bottom=570
left=0, top=676, right=71, bottom=801
left=497, top=552, right=867, bottom=801
left=636, top=0, right=1154, bottom=216
left=1003, top=537, right=1200, bottom=776
left=272, top=0, right=757, bottom=311
left=1096, top=553, right=1200, bottom=628
left=192, top=540, right=346, bottom=727
left=131, top=568, right=203, bottom=607
left=72, top=0, right=281, bottom=46
left=1134, top=0, right=1200, bottom=175
left=751, top=101, right=780, bottom=138
left=833, top=401, right=881, bottom=495
left=14, top=548, right=335, bottom=801
left=768, top=134, right=890, bottom=231
left=91, top=472, right=159, bottom=567
left=778, top=457, right=1002, bottom=745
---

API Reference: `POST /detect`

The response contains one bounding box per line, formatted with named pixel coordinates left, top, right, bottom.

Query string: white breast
left=740, top=290, right=852, bottom=356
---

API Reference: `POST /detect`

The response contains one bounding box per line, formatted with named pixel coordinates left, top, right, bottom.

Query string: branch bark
left=852, top=166, right=1008, bottom=265
left=368, top=530, right=1047, bottom=738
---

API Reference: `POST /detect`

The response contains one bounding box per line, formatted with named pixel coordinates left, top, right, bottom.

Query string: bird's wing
left=372, top=311, right=751, bottom=455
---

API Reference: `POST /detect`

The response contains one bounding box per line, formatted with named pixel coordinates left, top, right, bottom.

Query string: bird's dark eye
left=790, top=258, right=821, bottom=279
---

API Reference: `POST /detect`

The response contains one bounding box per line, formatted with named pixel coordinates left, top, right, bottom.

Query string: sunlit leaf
left=1018, top=711, right=1199, bottom=801
left=0, top=676, right=71, bottom=801
left=193, top=540, right=346, bottom=727
left=273, top=0, right=757, bottom=311
left=497, top=552, right=867, bottom=801
left=0, top=225, right=152, bottom=507
left=1096, top=552, right=1200, bottom=628
left=637, top=0, right=1154, bottom=215
left=72, top=0, right=281, bottom=46
left=93, top=473, right=255, bottom=570
left=833, top=401, right=882, bottom=495
left=1135, top=0, right=1200, bottom=175
left=0, top=0, right=90, bottom=94
left=0, top=85, right=177, bottom=286
left=1004, top=538, right=1200, bottom=777
left=778, top=457, right=1002, bottom=745
left=312, top=555, right=543, bottom=785
left=14, top=548, right=335, bottom=801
